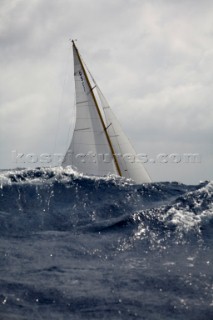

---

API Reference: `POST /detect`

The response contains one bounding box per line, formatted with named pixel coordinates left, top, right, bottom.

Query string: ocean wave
left=0, top=168, right=212, bottom=244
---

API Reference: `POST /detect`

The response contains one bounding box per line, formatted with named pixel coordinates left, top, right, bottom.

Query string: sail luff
left=72, top=41, right=122, bottom=177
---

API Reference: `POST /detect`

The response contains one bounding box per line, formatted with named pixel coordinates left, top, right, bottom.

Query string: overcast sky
left=0, top=0, right=212, bottom=183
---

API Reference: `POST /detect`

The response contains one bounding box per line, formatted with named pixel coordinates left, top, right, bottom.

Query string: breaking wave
left=0, top=167, right=212, bottom=247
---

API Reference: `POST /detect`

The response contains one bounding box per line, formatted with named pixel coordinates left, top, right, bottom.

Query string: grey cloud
left=0, top=0, right=212, bottom=183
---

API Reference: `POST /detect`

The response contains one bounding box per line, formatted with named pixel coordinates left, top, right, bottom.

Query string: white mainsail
left=62, top=41, right=151, bottom=183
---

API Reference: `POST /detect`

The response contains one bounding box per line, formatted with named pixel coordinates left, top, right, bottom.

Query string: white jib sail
left=96, top=87, right=151, bottom=184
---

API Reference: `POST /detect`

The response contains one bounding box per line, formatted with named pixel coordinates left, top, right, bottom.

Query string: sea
left=0, top=167, right=212, bottom=320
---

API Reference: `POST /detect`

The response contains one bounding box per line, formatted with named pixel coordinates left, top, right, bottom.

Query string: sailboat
left=62, top=40, right=151, bottom=184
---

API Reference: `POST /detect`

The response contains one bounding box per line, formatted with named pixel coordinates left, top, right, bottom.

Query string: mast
left=72, top=40, right=122, bottom=177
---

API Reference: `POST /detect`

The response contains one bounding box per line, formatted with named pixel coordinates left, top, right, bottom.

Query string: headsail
left=62, top=41, right=151, bottom=183
left=96, top=87, right=151, bottom=183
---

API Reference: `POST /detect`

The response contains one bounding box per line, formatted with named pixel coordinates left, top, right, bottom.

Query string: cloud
left=0, top=0, right=212, bottom=183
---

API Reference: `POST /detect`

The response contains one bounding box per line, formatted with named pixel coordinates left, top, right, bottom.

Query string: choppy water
left=0, top=167, right=212, bottom=319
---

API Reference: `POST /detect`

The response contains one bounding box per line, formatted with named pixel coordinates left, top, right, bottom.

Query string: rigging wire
left=52, top=46, right=71, bottom=166
left=64, top=95, right=76, bottom=152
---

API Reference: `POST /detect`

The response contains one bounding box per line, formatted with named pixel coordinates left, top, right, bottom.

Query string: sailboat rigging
left=62, top=40, right=151, bottom=184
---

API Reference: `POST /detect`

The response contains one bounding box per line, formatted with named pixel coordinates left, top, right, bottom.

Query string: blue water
left=0, top=167, right=212, bottom=320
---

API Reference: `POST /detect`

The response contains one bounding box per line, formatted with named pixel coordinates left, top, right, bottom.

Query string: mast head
left=70, top=39, right=77, bottom=46
left=70, top=39, right=78, bottom=52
